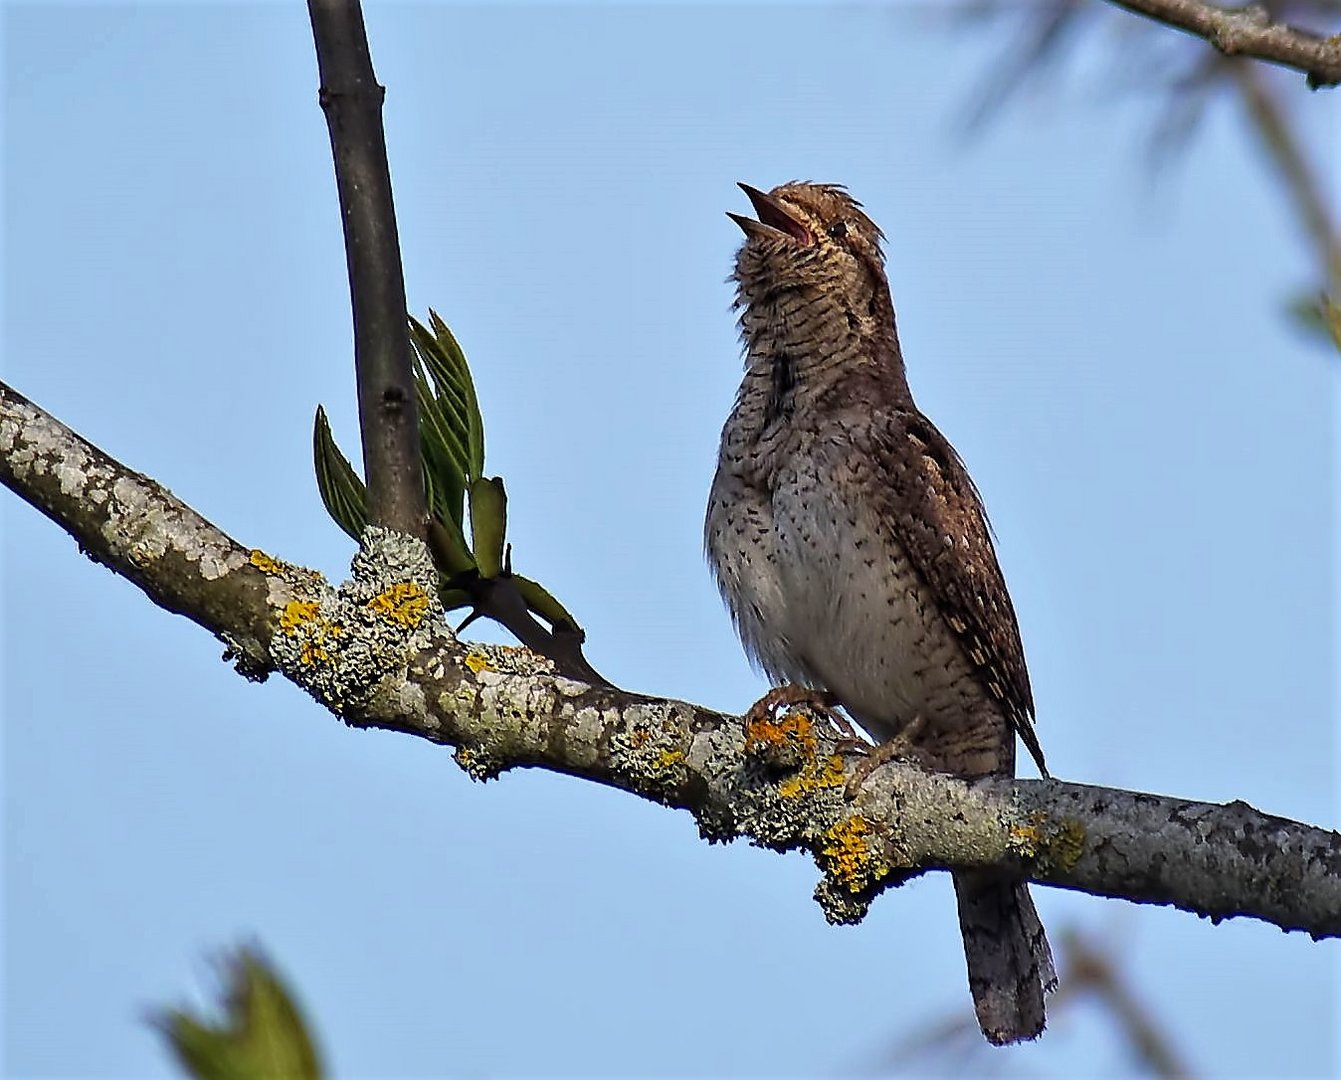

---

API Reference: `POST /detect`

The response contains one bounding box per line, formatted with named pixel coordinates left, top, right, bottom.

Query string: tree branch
left=308, top=0, right=425, bottom=535
left=1103, top=0, right=1341, bottom=87
left=4, top=379, right=1338, bottom=939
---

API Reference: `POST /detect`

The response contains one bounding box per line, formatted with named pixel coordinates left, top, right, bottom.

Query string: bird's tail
left=952, top=871, right=1056, bottom=1045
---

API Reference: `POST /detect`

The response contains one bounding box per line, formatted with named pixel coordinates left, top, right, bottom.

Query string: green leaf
left=312, top=406, right=368, bottom=543
left=423, top=310, right=485, bottom=480
left=427, top=516, right=477, bottom=578
left=436, top=585, right=474, bottom=612
left=312, top=312, right=587, bottom=636
left=409, top=320, right=473, bottom=465
left=468, top=476, right=508, bottom=579
left=414, top=372, right=468, bottom=529
left=513, top=573, right=584, bottom=635
left=409, top=320, right=472, bottom=457
left=153, top=947, right=323, bottom=1080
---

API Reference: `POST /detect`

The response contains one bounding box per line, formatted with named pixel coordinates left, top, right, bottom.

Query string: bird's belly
left=771, top=471, right=985, bottom=743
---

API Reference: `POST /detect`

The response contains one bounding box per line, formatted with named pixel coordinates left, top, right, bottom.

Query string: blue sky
left=4, top=3, right=1337, bottom=1077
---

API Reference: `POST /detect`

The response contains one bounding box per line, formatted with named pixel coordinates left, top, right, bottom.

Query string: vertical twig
left=307, top=1, right=610, bottom=687
left=1230, top=60, right=1341, bottom=290
left=1057, top=927, right=1195, bottom=1080
left=308, top=0, right=425, bottom=537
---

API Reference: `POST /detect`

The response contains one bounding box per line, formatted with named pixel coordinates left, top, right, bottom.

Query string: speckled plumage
left=706, top=182, right=1055, bottom=1044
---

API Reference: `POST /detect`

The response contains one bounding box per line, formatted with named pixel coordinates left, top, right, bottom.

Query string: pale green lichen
left=454, top=743, right=509, bottom=782
left=440, top=649, right=567, bottom=783
left=609, top=706, right=692, bottom=802
left=268, top=529, right=444, bottom=713
left=1008, top=809, right=1087, bottom=873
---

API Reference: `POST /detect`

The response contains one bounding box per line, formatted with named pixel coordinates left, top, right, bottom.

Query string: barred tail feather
left=953, top=872, right=1056, bottom=1045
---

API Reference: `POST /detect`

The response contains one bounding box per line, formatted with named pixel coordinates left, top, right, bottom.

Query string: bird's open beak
left=729, top=183, right=813, bottom=244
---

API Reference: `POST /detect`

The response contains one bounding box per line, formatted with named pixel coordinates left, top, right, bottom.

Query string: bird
left=705, top=180, right=1056, bottom=1045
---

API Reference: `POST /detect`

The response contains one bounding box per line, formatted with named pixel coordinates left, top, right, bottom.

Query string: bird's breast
left=765, top=437, right=995, bottom=744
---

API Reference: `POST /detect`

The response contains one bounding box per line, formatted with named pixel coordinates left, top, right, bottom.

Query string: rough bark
left=1105, top=0, right=1341, bottom=87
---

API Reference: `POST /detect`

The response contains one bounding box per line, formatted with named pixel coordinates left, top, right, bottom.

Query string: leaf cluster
left=314, top=312, right=582, bottom=634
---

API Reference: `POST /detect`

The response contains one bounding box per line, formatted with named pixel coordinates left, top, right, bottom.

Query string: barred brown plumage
left=705, top=181, right=1055, bottom=1044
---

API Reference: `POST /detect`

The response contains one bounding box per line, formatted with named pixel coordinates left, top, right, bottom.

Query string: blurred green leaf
left=1284, top=290, right=1341, bottom=353
left=1323, top=294, right=1341, bottom=354
left=154, top=946, right=323, bottom=1080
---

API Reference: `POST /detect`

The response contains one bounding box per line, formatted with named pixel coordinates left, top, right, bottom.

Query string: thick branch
left=1103, top=0, right=1341, bottom=87
left=3, top=379, right=1338, bottom=938
left=308, top=0, right=425, bottom=535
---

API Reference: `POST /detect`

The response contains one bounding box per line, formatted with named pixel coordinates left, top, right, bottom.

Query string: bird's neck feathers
left=734, top=275, right=911, bottom=408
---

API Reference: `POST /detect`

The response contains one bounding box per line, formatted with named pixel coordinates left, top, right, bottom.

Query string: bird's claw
left=744, top=684, right=857, bottom=740
left=845, top=714, right=928, bottom=796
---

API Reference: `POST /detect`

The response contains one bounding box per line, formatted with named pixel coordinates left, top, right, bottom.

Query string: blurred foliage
left=948, top=0, right=1341, bottom=348
left=153, top=947, right=323, bottom=1080
left=870, top=923, right=1195, bottom=1078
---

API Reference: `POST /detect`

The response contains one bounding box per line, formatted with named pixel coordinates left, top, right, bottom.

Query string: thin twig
left=308, top=0, right=426, bottom=536
left=1103, top=0, right=1341, bottom=87
left=1229, top=58, right=1341, bottom=286
left=1056, top=926, right=1196, bottom=1079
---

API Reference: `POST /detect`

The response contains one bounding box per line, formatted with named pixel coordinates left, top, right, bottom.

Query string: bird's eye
left=827, top=220, right=849, bottom=240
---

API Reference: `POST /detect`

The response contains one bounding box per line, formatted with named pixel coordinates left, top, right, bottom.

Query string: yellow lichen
left=277, top=599, right=341, bottom=666
left=744, top=711, right=818, bottom=758
left=820, top=815, right=890, bottom=894
left=367, top=581, right=430, bottom=627
left=464, top=651, right=494, bottom=674
left=299, top=640, right=330, bottom=666
left=655, top=749, right=685, bottom=770
left=1045, top=818, right=1087, bottom=871
left=779, top=754, right=847, bottom=799
left=280, top=600, right=320, bottom=635
left=249, top=550, right=284, bottom=574
left=1009, top=813, right=1045, bottom=858
left=1009, top=811, right=1087, bottom=871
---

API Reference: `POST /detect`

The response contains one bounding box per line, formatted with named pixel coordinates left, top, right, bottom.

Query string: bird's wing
left=867, top=408, right=1046, bottom=775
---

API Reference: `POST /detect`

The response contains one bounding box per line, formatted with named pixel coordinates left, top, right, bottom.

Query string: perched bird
left=705, top=181, right=1055, bottom=1045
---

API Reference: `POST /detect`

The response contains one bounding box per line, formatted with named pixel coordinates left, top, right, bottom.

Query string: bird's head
left=729, top=181, right=888, bottom=309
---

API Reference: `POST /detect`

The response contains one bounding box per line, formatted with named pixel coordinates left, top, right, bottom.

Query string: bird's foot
left=744, top=684, right=861, bottom=740
left=845, top=714, right=927, bottom=797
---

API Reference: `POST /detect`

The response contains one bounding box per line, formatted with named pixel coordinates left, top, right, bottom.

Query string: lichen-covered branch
left=1104, top=0, right=1341, bottom=87
left=3, top=378, right=1339, bottom=939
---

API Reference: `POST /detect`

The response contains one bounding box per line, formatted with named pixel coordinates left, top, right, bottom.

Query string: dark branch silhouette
left=308, top=0, right=425, bottom=536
